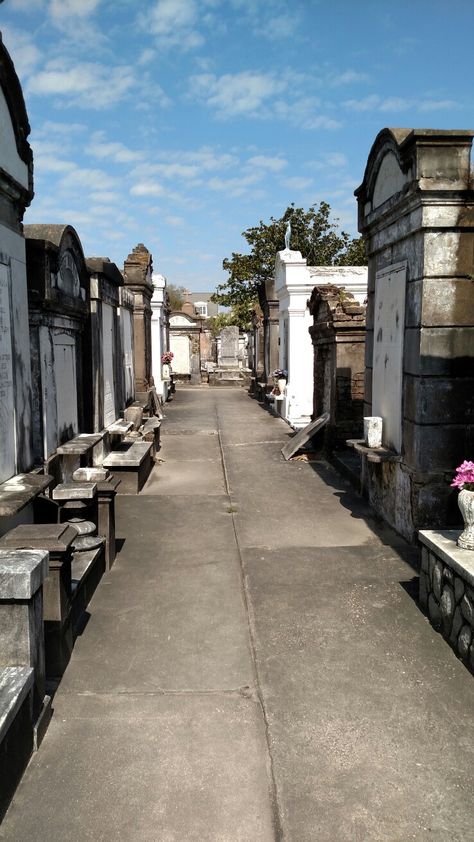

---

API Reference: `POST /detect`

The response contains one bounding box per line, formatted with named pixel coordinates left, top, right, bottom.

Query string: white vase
left=363, top=416, right=383, bottom=448
left=162, top=363, right=171, bottom=381
left=277, top=378, right=287, bottom=394
left=457, top=489, right=474, bottom=550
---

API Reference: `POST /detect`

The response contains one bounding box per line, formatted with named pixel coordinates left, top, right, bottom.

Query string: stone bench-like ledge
left=0, top=473, right=53, bottom=518
left=419, top=529, right=474, bottom=671
left=107, top=419, right=133, bottom=435
left=0, top=667, right=34, bottom=744
left=103, top=442, right=153, bottom=494
left=56, top=434, right=103, bottom=456
left=346, top=439, right=401, bottom=464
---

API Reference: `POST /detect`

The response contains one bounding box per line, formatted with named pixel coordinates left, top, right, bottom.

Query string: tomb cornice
left=0, top=38, right=34, bottom=197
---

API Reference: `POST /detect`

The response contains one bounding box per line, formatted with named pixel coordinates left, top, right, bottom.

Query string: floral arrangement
left=161, top=351, right=174, bottom=364
left=451, top=461, right=474, bottom=492
left=273, top=368, right=287, bottom=380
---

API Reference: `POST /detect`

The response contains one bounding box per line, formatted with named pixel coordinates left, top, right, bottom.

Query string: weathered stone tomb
left=354, top=128, right=474, bottom=540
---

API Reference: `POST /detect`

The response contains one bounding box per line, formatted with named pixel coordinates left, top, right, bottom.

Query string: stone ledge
left=56, top=434, right=103, bottom=456
left=0, top=549, right=49, bottom=599
left=0, top=667, right=33, bottom=743
left=346, top=439, right=401, bottom=463
left=419, top=530, right=474, bottom=588
left=0, top=473, right=53, bottom=518
left=418, top=529, right=474, bottom=672
left=103, top=441, right=153, bottom=468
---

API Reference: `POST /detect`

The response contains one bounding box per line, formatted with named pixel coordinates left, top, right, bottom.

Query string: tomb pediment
left=25, top=224, right=88, bottom=315
left=0, top=40, right=33, bottom=201
left=356, top=127, right=474, bottom=229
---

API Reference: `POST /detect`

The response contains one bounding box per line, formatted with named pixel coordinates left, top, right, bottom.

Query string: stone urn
left=457, top=489, right=474, bottom=550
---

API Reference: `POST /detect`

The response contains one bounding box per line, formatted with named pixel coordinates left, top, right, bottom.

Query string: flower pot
left=457, top=489, right=474, bottom=550
left=162, top=364, right=171, bottom=381
left=277, top=378, right=287, bottom=394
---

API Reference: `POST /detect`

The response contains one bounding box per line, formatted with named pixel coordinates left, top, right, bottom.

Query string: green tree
left=166, top=283, right=186, bottom=311
left=212, top=203, right=365, bottom=309
left=207, top=300, right=256, bottom=335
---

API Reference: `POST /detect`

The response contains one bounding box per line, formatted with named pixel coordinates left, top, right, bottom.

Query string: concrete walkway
left=1, top=387, right=473, bottom=841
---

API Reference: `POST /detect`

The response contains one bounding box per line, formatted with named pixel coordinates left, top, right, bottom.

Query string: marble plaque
left=372, top=262, right=406, bottom=452
left=0, top=262, right=15, bottom=483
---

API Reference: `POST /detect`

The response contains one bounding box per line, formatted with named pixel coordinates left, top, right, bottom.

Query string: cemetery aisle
left=1, top=387, right=473, bottom=841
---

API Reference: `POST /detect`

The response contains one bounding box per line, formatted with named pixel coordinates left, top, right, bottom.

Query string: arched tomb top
left=169, top=312, right=197, bottom=326
left=356, top=127, right=474, bottom=229
left=0, top=37, right=33, bottom=198
left=24, top=224, right=89, bottom=304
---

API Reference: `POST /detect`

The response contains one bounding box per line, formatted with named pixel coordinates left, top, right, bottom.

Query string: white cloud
left=246, top=155, right=287, bottom=172
left=329, top=70, right=370, bottom=87
left=27, top=58, right=137, bottom=108
left=207, top=172, right=263, bottom=197
left=1, top=27, right=41, bottom=79
left=86, top=135, right=145, bottom=163
left=139, top=0, right=204, bottom=50
left=59, top=167, right=117, bottom=191
left=418, top=98, right=459, bottom=112
left=343, top=94, right=459, bottom=113
left=325, top=153, right=348, bottom=168
left=130, top=182, right=165, bottom=197
left=90, top=191, right=120, bottom=203
left=48, top=0, right=102, bottom=20
left=164, top=215, right=185, bottom=226
left=281, top=176, right=313, bottom=191
left=7, top=0, right=44, bottom=8
left=275, top=97, right=342, bottom=130
left=189, top=71, right=287, bottom=117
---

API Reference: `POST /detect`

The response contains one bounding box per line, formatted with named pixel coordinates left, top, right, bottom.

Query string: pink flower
left=451, top=461, right=474, bottom=491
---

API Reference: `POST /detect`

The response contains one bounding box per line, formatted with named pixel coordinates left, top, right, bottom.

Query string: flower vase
left=277, top=378, right=286, bottom=394
left=162, top=363, right=171, bottom=381
left=457, top=489, right=474, bottom=550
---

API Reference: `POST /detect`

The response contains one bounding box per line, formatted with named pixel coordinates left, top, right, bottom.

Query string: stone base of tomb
left=71, top=543, right=106, bottom=628
left=0, top=668, right=34, bottom=821
left=208, top=368, right=245, bottom=387
left=103, top=442, right=153, bottom=494
left=419, top=530, right=474, bottom=672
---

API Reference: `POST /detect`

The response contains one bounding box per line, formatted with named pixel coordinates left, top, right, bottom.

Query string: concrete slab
left=0, top=693, right=275, bottom=842
left=224, top=441, right=387, bottom=549
left=241, top=545, right=474, bottom=842
left=142, top=458, right=226, bottom=495
left=60, top=552, right=254, bottom=694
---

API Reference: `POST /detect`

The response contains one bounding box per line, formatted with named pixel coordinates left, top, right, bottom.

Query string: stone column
left=274, top=250, right=314, bottom=429
left=150, top=273, right=167, bottom=398
left=355, top=128, right=474, bottom=540
left=261, top=277, right=280, bottom=385
left=0, top=548, right=48, bottom=714
left=123, top=244, right=154, bottom=403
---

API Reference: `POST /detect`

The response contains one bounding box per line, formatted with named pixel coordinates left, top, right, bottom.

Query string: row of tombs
left=248, top=128, right=474, bottom=671
left=1, top=32, right=474, bottom=816
left=0, top=39, right=173, bottom=816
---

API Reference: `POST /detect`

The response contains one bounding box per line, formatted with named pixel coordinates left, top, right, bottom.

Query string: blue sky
left=1, top=0, right=473, bottom=291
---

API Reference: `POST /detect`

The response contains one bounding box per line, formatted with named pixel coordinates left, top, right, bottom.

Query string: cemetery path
left=1, top=386, right=473, bottom=841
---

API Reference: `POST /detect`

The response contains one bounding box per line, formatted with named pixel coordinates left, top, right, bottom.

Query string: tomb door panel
left=102, top=303, right=116, bottom=427
left=0, top=262, right=16, bottom=482
left=53, top=332, right=78, bottom=446
left=121, top=310, right=134, bottom=402
left=372, top=262, right=406, bottom=452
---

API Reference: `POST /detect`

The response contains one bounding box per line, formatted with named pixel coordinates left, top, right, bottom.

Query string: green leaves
left=214, top=202, right=365, bottom=309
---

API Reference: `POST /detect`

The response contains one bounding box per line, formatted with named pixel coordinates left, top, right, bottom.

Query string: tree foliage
left=166, top=283, right=187, bottom=311
left=212, top=202, right=365, bottom=309
left=207, top=300, right=255, bottom=335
